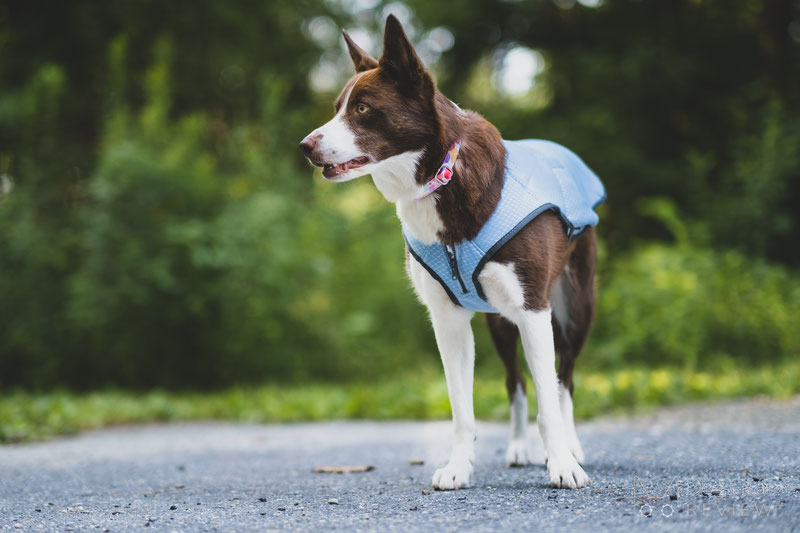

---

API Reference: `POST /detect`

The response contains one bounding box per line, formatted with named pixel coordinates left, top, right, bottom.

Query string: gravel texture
left=1, top=397, right=799, bottom=532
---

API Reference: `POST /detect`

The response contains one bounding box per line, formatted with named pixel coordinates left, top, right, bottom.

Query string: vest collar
left=415, top=139, right=462, bottom=200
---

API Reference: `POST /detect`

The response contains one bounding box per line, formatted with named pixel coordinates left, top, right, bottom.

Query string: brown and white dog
left=299, top=15, right=596, bottom=490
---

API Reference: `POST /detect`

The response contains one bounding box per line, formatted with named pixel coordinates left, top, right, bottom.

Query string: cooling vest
left=403, top=139, right=606, bottom=313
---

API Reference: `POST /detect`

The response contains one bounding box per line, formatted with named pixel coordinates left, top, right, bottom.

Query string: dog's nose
left=299, top=134, right=321, bottom=157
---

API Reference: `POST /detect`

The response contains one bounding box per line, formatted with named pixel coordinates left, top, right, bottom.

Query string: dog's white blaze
left=308, top=73, right=365, bottom=167
left=407, top=256, right=475, bottom=490
left=559, top=382, right=585, bottom=464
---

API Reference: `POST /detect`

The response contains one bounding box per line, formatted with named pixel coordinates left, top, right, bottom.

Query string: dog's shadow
left=477, top=461, right=626, bottom=491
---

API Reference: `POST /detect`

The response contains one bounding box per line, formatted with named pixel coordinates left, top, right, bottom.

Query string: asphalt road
left=1, top=397, right=799, bottom=532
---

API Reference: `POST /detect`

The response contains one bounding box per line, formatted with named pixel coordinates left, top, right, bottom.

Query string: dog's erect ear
left=379, top=14, right=432, bottom=95
left=342, top=30, right=379, bottom=73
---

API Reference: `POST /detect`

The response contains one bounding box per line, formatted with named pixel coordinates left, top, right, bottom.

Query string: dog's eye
left=356, top=103, right=370, bottom=114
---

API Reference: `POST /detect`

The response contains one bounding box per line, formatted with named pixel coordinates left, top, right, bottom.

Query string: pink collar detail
left=415, top=139, right=462, bottom=200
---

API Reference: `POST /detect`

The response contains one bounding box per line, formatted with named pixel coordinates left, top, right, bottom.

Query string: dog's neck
left=371, top=94, right=506, bottom=246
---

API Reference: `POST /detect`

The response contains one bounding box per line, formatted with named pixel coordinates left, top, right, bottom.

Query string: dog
left=299, top=15, right=605, bottom=490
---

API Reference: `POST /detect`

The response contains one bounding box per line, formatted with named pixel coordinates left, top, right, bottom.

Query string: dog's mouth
left=315, top=156, right=371, bottom=179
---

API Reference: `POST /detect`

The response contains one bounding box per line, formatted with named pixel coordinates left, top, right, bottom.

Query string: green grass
left=1, top=361, right=798, bottom=444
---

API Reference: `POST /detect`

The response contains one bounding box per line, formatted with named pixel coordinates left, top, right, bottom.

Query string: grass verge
left=1, top=361, right=797, bottom=443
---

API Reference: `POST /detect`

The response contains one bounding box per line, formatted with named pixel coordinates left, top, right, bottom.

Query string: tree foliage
left=1, top=0, right=798, bottom=390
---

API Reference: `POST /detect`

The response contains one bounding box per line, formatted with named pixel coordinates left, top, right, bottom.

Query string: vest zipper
left=444, top=244, right=468, bottom=294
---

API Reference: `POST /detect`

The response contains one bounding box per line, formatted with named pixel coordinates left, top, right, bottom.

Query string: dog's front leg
left=408, top=256, right=476, bottom=489
left=517, top=308, right=590, bottom=489
left=429, top=300, right=476, bottom=490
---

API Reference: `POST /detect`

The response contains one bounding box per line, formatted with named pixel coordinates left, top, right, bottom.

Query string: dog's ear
left=379, top=14, right=433, bottom=95
left=342, top=30, right=379, bottom=73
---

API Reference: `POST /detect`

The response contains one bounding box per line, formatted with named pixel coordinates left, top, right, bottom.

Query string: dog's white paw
left=432, top=460, right=473, bottom=490
left=547, top=452, right=590, bottom=489
left=505, top=438, right=532, bottom=467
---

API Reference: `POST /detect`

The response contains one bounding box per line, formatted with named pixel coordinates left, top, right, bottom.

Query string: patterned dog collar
left=416, top=139, right=462, bottom=200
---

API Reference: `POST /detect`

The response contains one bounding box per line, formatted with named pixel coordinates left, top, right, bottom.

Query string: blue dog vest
left=403, top=139, right=605, bottom=313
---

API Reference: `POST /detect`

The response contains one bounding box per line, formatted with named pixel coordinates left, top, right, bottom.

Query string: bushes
left=589, top=243, right=800, bottom=370
left=1, top=87, right=798, bottom=388
left=1, top=3, right=799, bottom=391
left=0, top=82, right=435, bottom=389
left=3, top=361, right=798, bottom=442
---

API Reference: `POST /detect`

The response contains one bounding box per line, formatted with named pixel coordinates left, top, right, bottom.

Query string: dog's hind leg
left=551, top=278, right=585, bottom=465
left=485, top=313, right=531, bottom=466
left=551, top=228, right=597, bottom=464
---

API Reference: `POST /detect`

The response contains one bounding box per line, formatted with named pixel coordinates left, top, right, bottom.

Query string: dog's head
left=299, top=15, right=439, bottom=184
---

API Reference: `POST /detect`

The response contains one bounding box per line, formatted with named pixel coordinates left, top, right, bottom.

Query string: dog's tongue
left=323, top=157, right=369, bottom=178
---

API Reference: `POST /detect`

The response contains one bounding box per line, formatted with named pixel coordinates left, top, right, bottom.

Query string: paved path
left=1, top=397, right=799, bottom=532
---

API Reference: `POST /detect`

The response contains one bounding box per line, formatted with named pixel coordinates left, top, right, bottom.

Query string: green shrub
left=589, top=243, right=800, bottom=370
left=2, top=6, right=799, bottom=391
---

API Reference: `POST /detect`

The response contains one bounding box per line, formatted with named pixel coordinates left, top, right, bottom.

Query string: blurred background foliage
left=1, top=0, right=799, bottom=392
